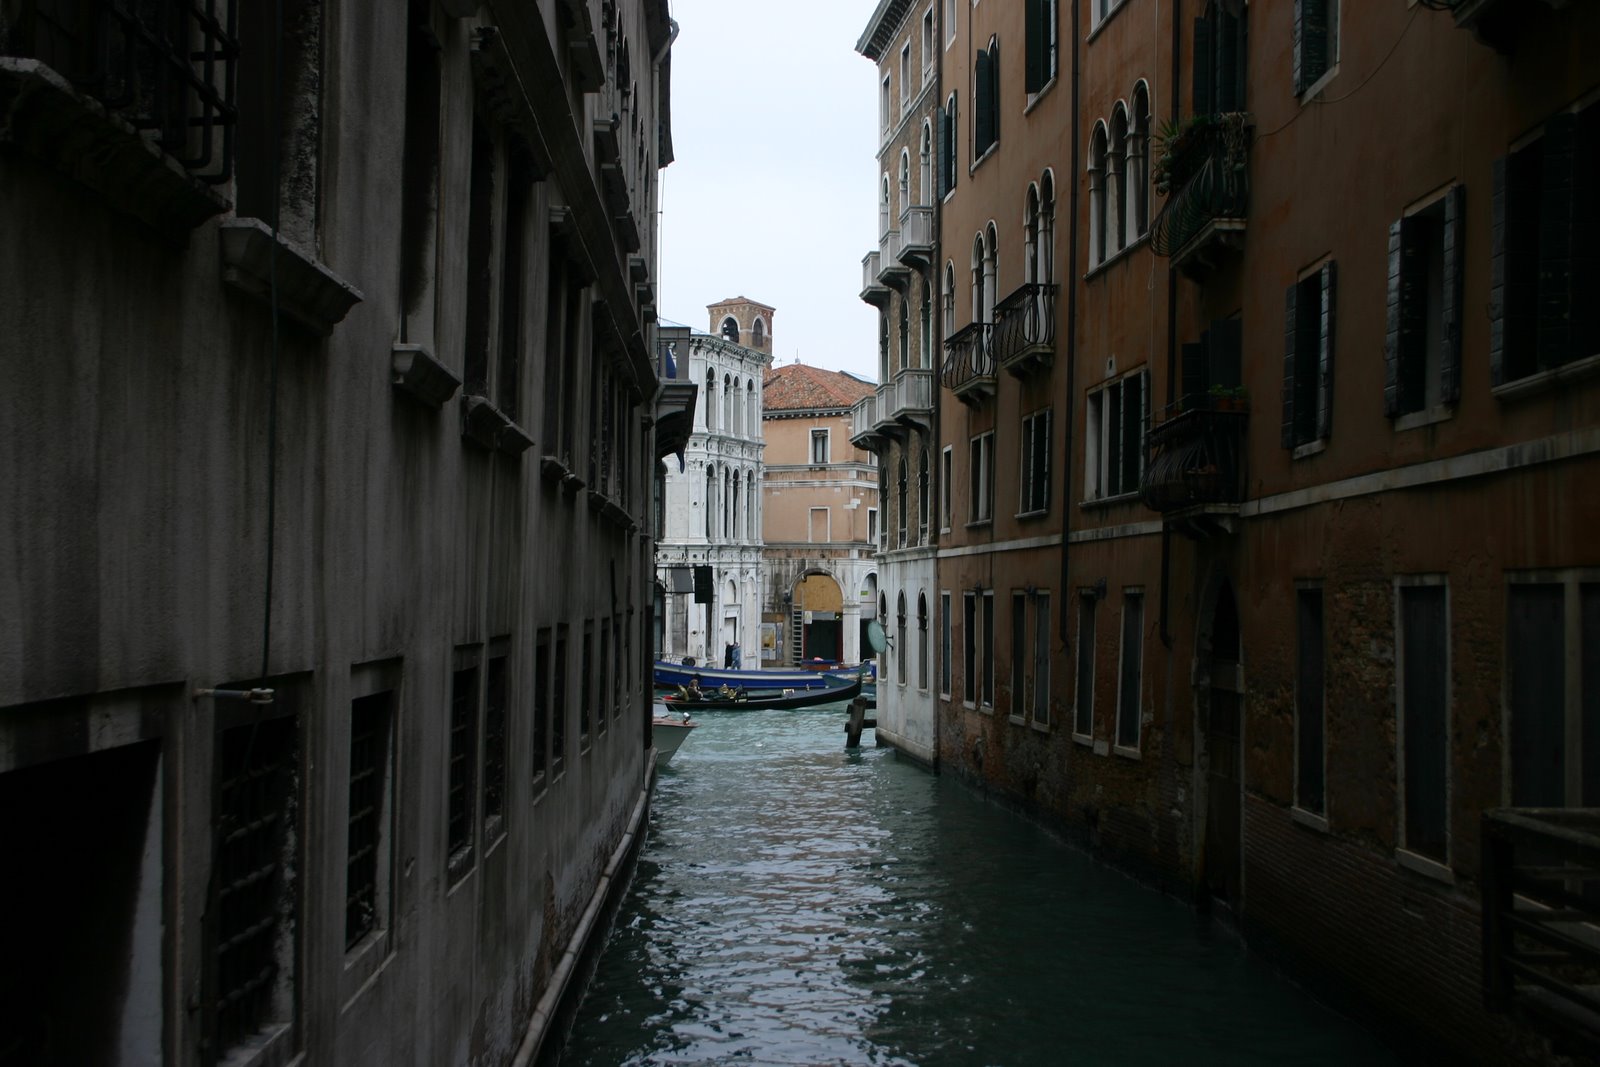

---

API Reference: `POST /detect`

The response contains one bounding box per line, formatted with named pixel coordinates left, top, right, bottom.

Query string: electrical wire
left=1254, top=5, right=1423, bottom=144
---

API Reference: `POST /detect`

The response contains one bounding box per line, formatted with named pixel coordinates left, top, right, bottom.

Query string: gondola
left=653, top=660, right=858, bottom=692
left=661, top=676, right=862, bottom=711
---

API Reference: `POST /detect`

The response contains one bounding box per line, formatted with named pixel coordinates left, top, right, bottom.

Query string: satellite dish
left=866, top=620, right=887, bottom=654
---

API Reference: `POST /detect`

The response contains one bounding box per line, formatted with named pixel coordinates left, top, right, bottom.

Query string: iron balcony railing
left=5, top=0, right=239, bottom=182
left=1140, top=400, right=1249, bottom=512
left=991, top=283, right=1058, bottom=373
left=941, top=321, right=995, bottom=398
left=1150, top=117, right=1250, bottom=264
left=1484, top=808, right=1600, bottom=1050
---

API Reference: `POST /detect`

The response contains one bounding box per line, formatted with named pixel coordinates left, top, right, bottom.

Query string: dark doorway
left=1204, top=582, right=1243, bottom=907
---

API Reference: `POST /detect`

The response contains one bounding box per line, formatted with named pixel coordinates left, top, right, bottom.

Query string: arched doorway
left=792, top=571, right=844, bottom=664
left=1201, top=580, right=1243, bottom=908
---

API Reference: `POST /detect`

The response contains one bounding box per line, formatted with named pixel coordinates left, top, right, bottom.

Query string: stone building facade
left=854, top=0, right=1600, bottom=1062
left=852, top=0, right=943, bottom=764
left=0, top=1, right=678, bottom=1064
left=654, top=303, right=770, bottom=666
left=761, top=363, right=879, bottom=667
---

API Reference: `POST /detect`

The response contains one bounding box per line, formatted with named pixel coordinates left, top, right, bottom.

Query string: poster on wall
left=760, top=622, right=778, bottom=662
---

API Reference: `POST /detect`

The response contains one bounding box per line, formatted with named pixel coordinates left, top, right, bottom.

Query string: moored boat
left=653, top=660, right=852, bottom=692
left=661, top=676, right=862, bottom=711
left=652, top=705, right=699, bottom=765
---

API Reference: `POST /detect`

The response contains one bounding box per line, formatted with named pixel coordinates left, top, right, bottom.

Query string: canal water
left=560, top=706, right=1399, bottom=1066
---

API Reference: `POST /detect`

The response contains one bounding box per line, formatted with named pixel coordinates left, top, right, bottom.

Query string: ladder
left=790, top=609, right=804, bottom=665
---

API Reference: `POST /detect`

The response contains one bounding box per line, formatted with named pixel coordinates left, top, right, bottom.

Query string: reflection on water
left=561, top=707, right=1397, bottom=1066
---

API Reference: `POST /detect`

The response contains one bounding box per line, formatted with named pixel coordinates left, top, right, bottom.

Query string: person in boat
left=717, top=683, right=734, bottom=698
left=686, top=676, right=704, bottom=700
left=735, top=686, right=748, bottom=702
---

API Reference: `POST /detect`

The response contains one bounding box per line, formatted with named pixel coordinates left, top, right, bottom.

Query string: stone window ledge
left=219, top=219, right=363, bottom=336
left=1493, top=353, right=1600, bottom=403
left=391, top=344, right=460, bottom=408
left=0, top=58, right=228, bottom=236
left=461, top=394, right=533, bottom=456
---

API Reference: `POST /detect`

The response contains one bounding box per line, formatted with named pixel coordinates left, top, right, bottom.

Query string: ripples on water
left=560, top=707, right=1398, bottom=1066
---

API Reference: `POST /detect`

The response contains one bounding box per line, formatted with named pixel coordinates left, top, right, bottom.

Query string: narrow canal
left=560, top=706, right=1400, bottom=1065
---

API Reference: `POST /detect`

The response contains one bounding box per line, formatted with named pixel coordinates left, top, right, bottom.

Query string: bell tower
left=707, top=296, right=775, bottom=353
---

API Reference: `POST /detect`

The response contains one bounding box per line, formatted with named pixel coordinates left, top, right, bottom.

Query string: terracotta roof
left=762, top=363, right=875, bottom=412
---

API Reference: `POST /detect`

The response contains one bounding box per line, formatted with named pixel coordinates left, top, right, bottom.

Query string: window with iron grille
left=581, top=622, right=594, bottom=750
left=1011, top=592, right=1027, bottom=719
left=210, top=712, right=297, bottom=1060
left=4, top=0, right=238, bottom=182
left=1292, top=0, right=1338, bottom=98
left=599, top=622, right=611, bottom=735
left=1075, top=593, right=1096, bottom=739
left=613, top=615, right=625, bottom=720
left=982, top=590, right=995, bottom=709
left=963, top=592, right=977, bottom=705
left=553, top=626, right=569, bottom=776
left=483, top=648, right=508, bottom=837
left=1033, top=593, right=1051, bottom=726
left=447, top=661, right=478, bottom=879
left=940, top=591, right=953, bottom=697
left=346, top=690, right=392, bottom=950
left=534, top=628, right=551, bottom=794
left=1116, top=591, right=1144, bottom=750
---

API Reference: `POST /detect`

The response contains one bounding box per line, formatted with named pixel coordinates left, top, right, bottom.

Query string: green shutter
left=1192, top=16, right=1214, bottom=118
left=989, top=42, right=1001, bottom=146
left=1537, top=111, right=1578, bottom=370
left=975, top=49, right=993, bottom=156
left=1282, top=282, right=1298, bottom=449
left=1025, top=0, right=1044, bottom=94
left=1488, top=156, right=1508, bottom=387
left=936, top=104, right=949, bottom=200
left=1440, top=185, right=1465, bottom=404
left=1317, top=260, right=1337, bottom=441
left=1384, top=219, right=1404, bottom=416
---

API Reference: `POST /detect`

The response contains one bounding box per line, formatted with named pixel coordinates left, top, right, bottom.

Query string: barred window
left=447, top=660, right=478, bottom=879
left=346, top=690, right=393, bottom=949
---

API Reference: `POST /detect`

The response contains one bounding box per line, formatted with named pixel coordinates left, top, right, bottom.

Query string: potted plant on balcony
left=1153, top=113, right=1252, bottom=197
left=1208, top=384, right=1249, bottom=412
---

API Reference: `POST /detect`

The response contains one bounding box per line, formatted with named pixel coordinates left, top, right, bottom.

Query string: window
left=897, top=593, right=909, bottom=685
left=974, top=38, right=999, bottom=159
left=811, top=429, right=830, bottom=465
left=900, top=42, right=912, bottom=115
left=918, top=593, right=930, bottom=690
left=1130, top=85, right=1151, bottom=241
left=880, top=174, right=892, bottom=237
left=1012, top=592, right=1028, bottom=720
left=898, top=292, right=910, bottom=371
left=1039, top=171, right=1057, bottom=282
left=1195, top=2, right=1248, bottom=115
left=1385, top=188, right=1464, bottom=420
left=1116, top=591, right=1144, bottom=751
left=982, top=590, right=995, bottom=708
left=553, top=625, right=569, bottom=777
left=879, top=308, right=890, bottom=381
left=1025, top=0, right=1058, bottom=94
left=580, top=622, right=594, bottom=750
left=1283, top=261, right=1337, bottom=450
left=1088, top=123, right=1108, bottom=267
left=1020, top=408, right=1051, bottom=515
left=1507, top=575, right=1600, bottom=807
left=940, top=445, right=953, bottom=531
left=942, top=262, right=957, bottom=336
left=918, top=447, right=930, bottom=542
left=919, top=124, right=934, bottom=205
left=483, top=645, right=508, bottom=837
left=534, top=628, right=551, bottom=792
left=1085, top=369, right=1147, bottom=500
left=1292, top=0, right=1339, bottom=97
left=706, top=366, right=717, bottom=430
left=1033, top=593, right=1051, bottom=725
left=1091, top=0, right=1125, bottom=30
left=880, top=75, right=891, bottom=133
left=748, top=379, right=757, bottom=436
left=922, top=10, right=936, bottom=79
left=347, top=689, right=394, bottom=950
left=447, top=654, right=478, bottom=880
left=1397, top=580, right=1449, bottom=864
left=868, top=506, right=879, bottom=546
left=963, top=591, right=977, bottom=704
left=1296, top=587, right=1326, bottom=816
left=752, top=318, right=766, bottom=348
left=941, top=591, right=953, bottom=696
left=1491, top=106, right=1600, bottom=387
left=945, top=0, right=957, bottom=45
left=1075, top=594, right=1096, bottom=738
left=808, top=506, right=830, bottom=543
left=1109, top=104, right=1128, bottom=255
left=920, top=278, right=933, bottom=368
left=897, top=457, right=909, bottom=548
left=968, top=431, right=994, bottom=523
left=937, top=93, right=959, bottom=198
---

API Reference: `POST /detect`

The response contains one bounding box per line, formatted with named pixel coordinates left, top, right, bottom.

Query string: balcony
left=896, top=206, right=934, bottom=270
left=1453, top=0, right=1569, bottom=54
left=1150, top=114, right=1251, bottom=279
left=888, top=367, right=935, bottom=430
left=1140, top=399, right=1248, bottom=538
left=942, top=322, right=996, bottom=405
left=861, top=251, right=891, bottom=307
left=1484, top=808, right=1600, bottom=1052
left=850, top=392, right=885, bottom=451
left=878, top=229, right=910, bottom=287
left=991, top=283, right=1058, bottom=377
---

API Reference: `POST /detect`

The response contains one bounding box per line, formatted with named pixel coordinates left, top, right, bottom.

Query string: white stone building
left=655, top=300, right=773, bottom=666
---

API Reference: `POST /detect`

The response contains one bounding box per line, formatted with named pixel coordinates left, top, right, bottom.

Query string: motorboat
left=651, top=705, right=699, bottom=765
left=654, top=660, right=851, bottom=692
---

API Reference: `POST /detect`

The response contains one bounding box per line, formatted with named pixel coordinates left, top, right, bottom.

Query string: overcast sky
left=657, top=0, right=881, bottom=381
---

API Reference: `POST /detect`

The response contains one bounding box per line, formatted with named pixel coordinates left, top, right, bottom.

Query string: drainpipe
left=1158, top=0, right=1182, bottom=650
left=931, top=33, right=944, bottom=773
left=1057, top=0, right=1081, bottom=642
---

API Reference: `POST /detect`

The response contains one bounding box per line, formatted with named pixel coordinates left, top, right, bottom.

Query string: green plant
left=1152, top=114, right=1210, bottom=196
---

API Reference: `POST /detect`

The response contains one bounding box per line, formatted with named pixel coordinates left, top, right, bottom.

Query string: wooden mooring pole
left=845, top=696, right=869, bottom=748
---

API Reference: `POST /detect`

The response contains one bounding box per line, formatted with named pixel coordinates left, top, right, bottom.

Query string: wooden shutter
left=1121, top=372, right=1145, bottom=492
left=1025, top=0, right=1044, bottom=94
left=989, top=43, right=1001, bottom=146
left=974, top=49, right=993, bottom=155
left=1216, top=9, right=1240, bottom=113
left=1210, top=316, right=1243, bottom=388
left=1440, top=185, right=1465, bottom=404
left=1291, top=0, right=1305, bottom=95
left=1317, top=261, right=1337, bottom=441
left=1537, top=112, right=1577, bottom=370
left=1192, top=16, right=1215, bottom=118
left=1399, top=217, right=1428, bottom=412
left=948, top=95, right=958, bottom=192
left=1295, top=0, right=1329, bottom=96
left=1282, top=282, right=1298, bottom=449
left=1384, top=220, right=1404, bottom=416
left=936, top=104, right=949, bottom=200
left=1488, top=156, right=1508, bottom=387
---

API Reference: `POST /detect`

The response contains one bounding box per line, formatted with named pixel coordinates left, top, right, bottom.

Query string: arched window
left=747, top=379, right=756, bottom=437
left=878, top=311, right=889, bottom=381
left=917, top=446, right=930, bottom=542
left=897, top=456, right=909, bottom=547
left=920, top=278, right=932, bottom=368
left=752, top=317, right=766, bottom=349
left=1089, top=122, right=1108, bottom=267
left=706, top=367, right=717, bottom=430
left=971, top=234, right=985, bottom=323
left=898, top=150, right=911, bottom=218
left=723, top=468, right=732, bottom=538
left=720, top=316, right=739, bottom=343
left=732, top=375, right=743, bottom=436
left=1039, top=171, right=1056, bottom=284
left=919, top=121, right=933, bottom=204
left=1024, top=183, right=1041, bottom=286
left=880, top=174, right=891, bottom=236
left=746, top=470, right=756, bottom=539
left=1110, top=102, right=1129, bottom=254
left=897, top=294, right=910, bottom=373
left=705, top=464, right=715, bottom=539
left=983, top=222, right=998, bottom=325
left=1130, top=82, right=1151, bottom=241
left=723, top=374, right=732, bottom=436
left=896, top=592, right=908, bottom=685
left=732, top=471, right=740, bottom=541
left=917, top=592, right=929, bottom=690
left=943, top=261, right=956, bottom=335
